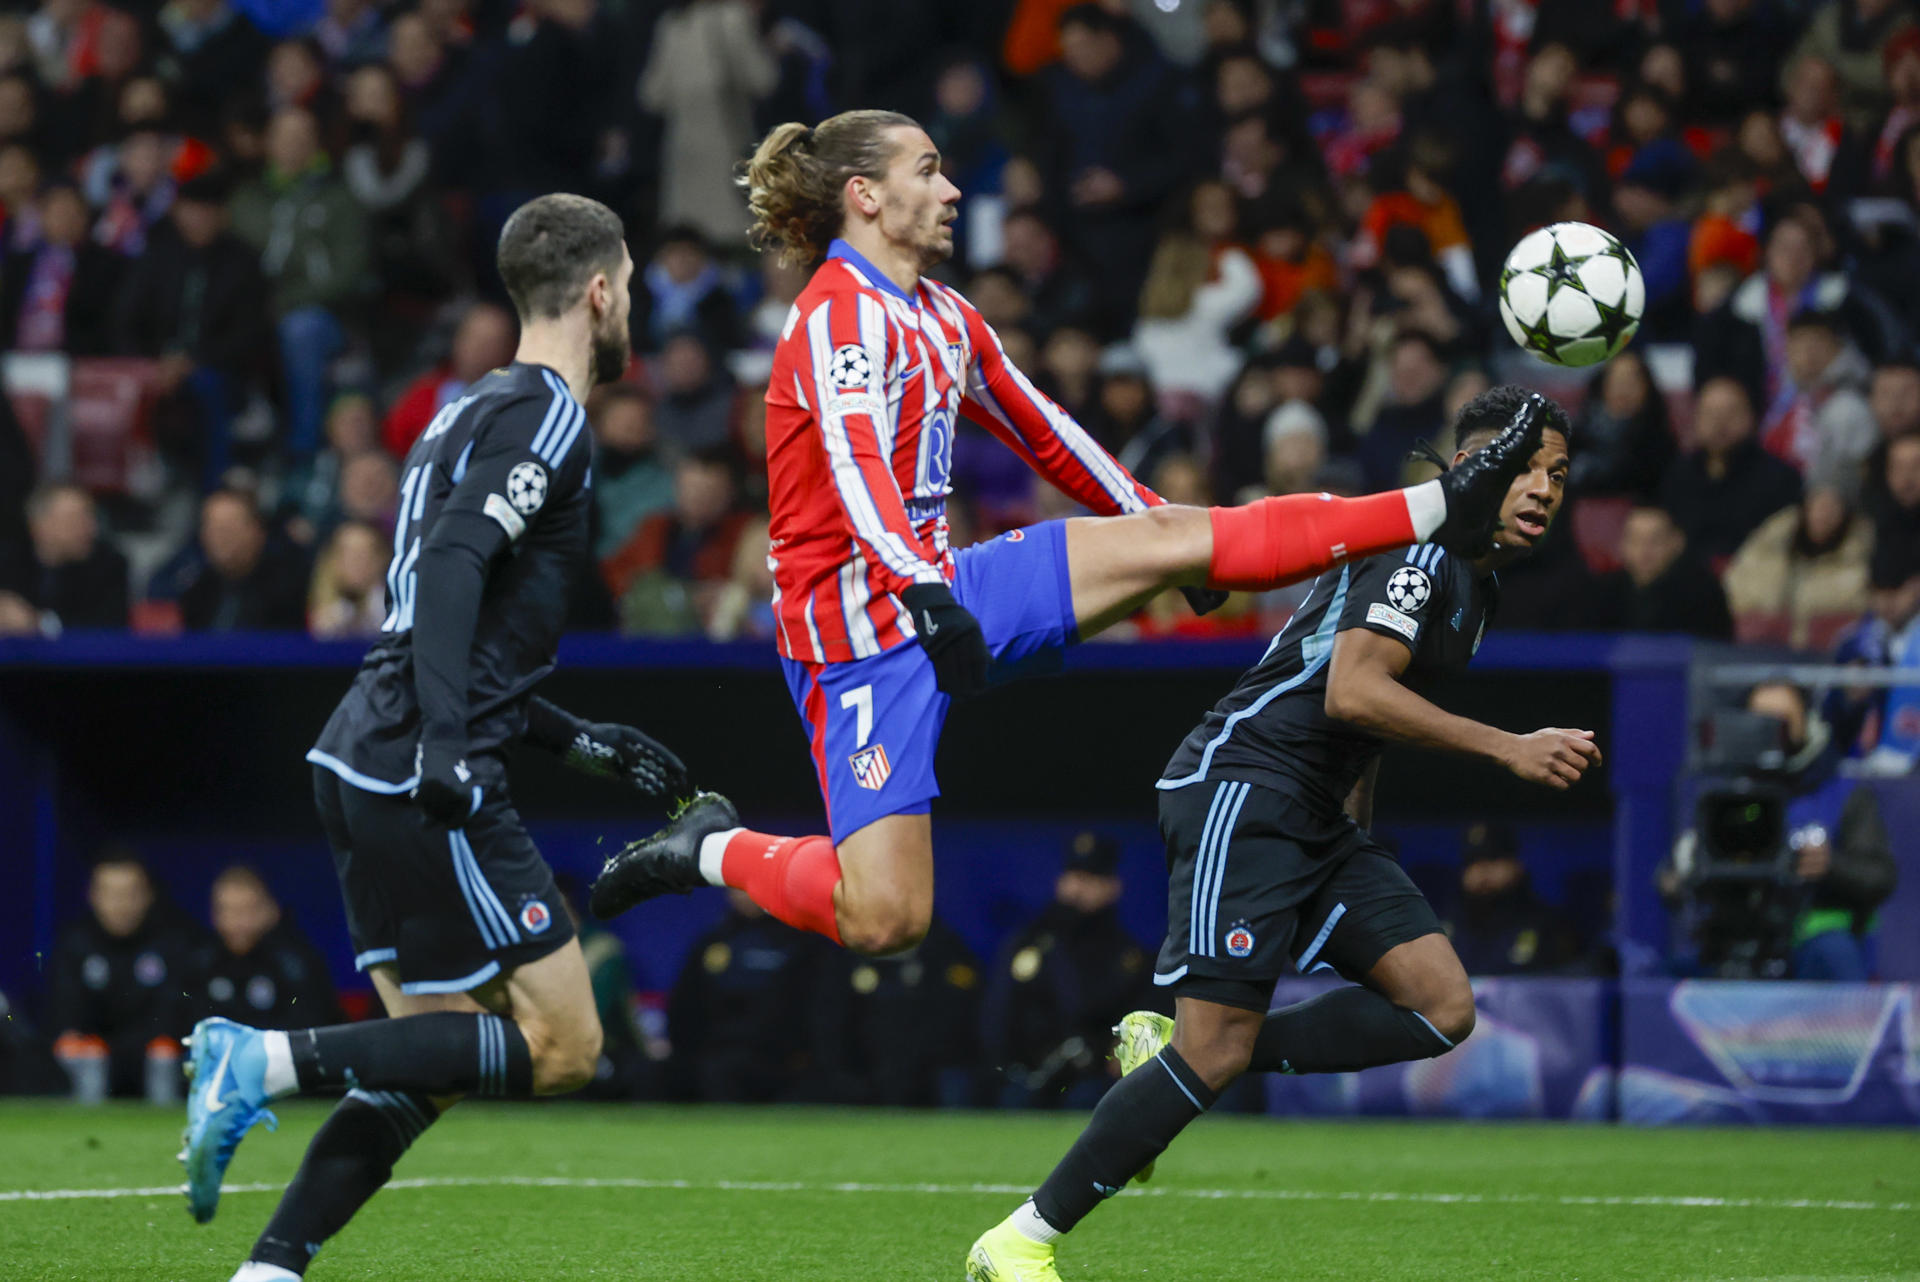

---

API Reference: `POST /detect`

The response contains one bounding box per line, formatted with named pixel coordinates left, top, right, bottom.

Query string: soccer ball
left=1497, top=222, right=1644, bottom=368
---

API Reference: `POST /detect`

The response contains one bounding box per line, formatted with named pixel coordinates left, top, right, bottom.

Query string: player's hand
left=901, top=582, right=990, bottom=699
left=1180, top=585, right=1229, bottom=617
left=565, top=722, right=690, bottom=798
left=1502, top=728, right=1601, bottom=790
left=413, top=733, right=482, bottom=827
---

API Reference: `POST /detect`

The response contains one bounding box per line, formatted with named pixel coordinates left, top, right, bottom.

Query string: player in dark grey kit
left=967, top=387, right=1601, bottom=1281
left=178, top=193, right=689, bottom=1282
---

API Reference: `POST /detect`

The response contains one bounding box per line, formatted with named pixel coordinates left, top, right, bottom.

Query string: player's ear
left=846, top=174, right=880, bottom=219
left=1451, top=451, right=1470, bottom=468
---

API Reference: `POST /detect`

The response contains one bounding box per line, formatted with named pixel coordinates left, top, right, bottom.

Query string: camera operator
left=1661, top=681, right=1897, bottom=978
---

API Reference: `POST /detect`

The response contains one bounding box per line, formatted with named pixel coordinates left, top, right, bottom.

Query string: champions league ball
left=1497, top=222, right=1644, bottom=368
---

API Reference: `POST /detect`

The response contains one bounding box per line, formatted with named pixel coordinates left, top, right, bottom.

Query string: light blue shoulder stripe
left=536, top=369, right=585, bottom=465
left=527, top=373, right=570, bottom=459
left=1157, top=567, right=1351, bottom=790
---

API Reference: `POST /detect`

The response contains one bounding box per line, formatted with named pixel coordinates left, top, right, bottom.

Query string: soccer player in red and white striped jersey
left=590, top=110, right=1546, bottom=958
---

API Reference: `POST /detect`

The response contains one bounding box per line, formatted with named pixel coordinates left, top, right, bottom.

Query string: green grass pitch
left=1, top=1102, right=1914, bottom=1280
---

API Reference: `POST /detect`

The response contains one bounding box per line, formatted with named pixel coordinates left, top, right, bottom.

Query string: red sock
left=1207, top=491, right=1418, bottom=591
left=718, top=829, right=844, bottom=944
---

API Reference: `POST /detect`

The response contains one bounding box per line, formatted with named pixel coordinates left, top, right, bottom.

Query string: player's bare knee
left=841, top=906, right=928, bottom=956
left=1424, top=985, right=1477, bottom=1047
left=1182, top=1035, right=1253, bottom=1090
left=525, top=1018, right=602, bottom=1095
left=1171, top=1010, right=1258, bottom=1091
left=838, top=886, right=930, bottom=954
left=1134, top=503, right=1209, bottom=579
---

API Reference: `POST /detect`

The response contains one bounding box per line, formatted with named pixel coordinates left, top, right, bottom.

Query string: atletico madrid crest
left=849, top=743, right=892, bottom=790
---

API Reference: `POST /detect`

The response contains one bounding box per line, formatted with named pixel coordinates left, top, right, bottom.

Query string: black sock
left=1248, top=986, right=1455, bottom=1074
left=290, top=1013, right=533, bottom=1097
left=1031, top=1048, right=1217, bottom=1234
left=249, top=1089, right=440, bottom=1276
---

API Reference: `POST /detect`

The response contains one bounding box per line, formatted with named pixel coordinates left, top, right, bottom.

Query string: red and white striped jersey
left=764, top=238, right=1162, bottom=664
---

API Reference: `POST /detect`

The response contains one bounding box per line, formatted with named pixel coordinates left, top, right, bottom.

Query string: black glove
left=1181, top=585, right=1229, bottom=616
left=901, top=582, right=990, bottom=699
left=563, top=721, right=690, bottom=798
left=413, top=731, right=481, bottom=827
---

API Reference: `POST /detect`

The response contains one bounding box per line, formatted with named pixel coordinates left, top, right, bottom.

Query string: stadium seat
left=1733, top=610, right=1790, bottom=647
left=2, top=355, right=162, bottom=498
left=1571, top=496, right=1634, bottom=574
left=66, top=359, right=163, bottom=498
left=1802, top=611, right=1866, bottom=654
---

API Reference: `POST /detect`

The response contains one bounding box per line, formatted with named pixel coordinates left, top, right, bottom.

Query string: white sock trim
left=1011, top=1198, right=1062, bottom=1244
left=231, top=1261, right=301, bottom=1281
left=1406, top=479, right=1447, bottom=542
left=698, top=828, right=744, bottom=887
left=261, top=1030, right=297, bottom=1099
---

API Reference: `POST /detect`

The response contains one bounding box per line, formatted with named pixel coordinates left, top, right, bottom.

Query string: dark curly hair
left=1455, top=384, right=1573, bottom=454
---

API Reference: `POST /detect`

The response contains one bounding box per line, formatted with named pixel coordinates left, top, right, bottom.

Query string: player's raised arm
left=949, top=296, right=1161, bottom=517
left=1324, top=628, right=1600, bottom=789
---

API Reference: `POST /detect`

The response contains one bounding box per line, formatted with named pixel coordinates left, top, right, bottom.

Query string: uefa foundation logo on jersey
left=1224, top=919, right=1256, bottom=958
left=519, top=899, right=553, bottom=935
left=848, top=743, right=892, bottom=791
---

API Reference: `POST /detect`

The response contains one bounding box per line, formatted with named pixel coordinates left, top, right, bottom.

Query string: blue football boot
left=179, top=1017, right=278, bottom=1224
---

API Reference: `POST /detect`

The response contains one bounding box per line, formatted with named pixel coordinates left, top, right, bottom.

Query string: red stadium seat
left=67, top=358, right=162, bottom=496
left=1802, top=611, right=1866, bottom=654
left=1571, top=496, right=1634, bottom=574
left=2, top=355, right=162, bottom=497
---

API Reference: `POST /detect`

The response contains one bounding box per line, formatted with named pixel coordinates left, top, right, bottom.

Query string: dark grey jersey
left=1159, top=544, right=1496, bottom=816
left=309, top=362, right=591, bottom=793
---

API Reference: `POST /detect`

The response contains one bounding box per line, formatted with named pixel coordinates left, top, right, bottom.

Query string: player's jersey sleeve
left=951, top=296, right=1161, bottom=516
left=802, top=293, right=946, bottom=588
left=437, top=374, right=590, bottom=545
left=1338, top=546, right=1447, bottom=656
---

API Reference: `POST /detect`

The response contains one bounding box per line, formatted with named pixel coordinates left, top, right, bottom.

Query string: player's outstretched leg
left=185, top=945, right=598, bottom=1229
left=1246, top=934, right=1475, bottom=1074
left=1205, top=390, right=1546, bottom=592
left=1065, top=390, right=1552, bottom=639
left=591, top=792, right=865, bottom=947
left=181, top=1007, right=527, bottom=1225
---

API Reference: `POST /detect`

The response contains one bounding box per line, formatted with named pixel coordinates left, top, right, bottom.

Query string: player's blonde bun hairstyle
left=742, top=109, right=920, bottom=267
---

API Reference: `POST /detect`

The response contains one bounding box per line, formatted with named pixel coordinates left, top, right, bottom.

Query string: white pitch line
left=0, top=1176, right=1910, bottom=1213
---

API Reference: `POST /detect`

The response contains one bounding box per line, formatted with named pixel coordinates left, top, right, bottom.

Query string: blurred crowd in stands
left=4, top=824, right=1616, bottom=1101
left=2, top=0, right=1920, bottom=757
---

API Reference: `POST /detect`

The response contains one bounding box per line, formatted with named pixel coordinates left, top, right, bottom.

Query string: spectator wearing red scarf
left=0, top=181, right=120, bottom=353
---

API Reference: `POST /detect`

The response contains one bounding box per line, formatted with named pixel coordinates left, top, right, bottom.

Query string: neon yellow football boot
left=965, top=1218, right=1062, bottom=1282
left=1111, top=1010, right=1174, bottom=1182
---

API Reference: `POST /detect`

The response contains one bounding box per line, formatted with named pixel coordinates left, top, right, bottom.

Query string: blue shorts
left=781, top=520, right=1078, bottom=842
